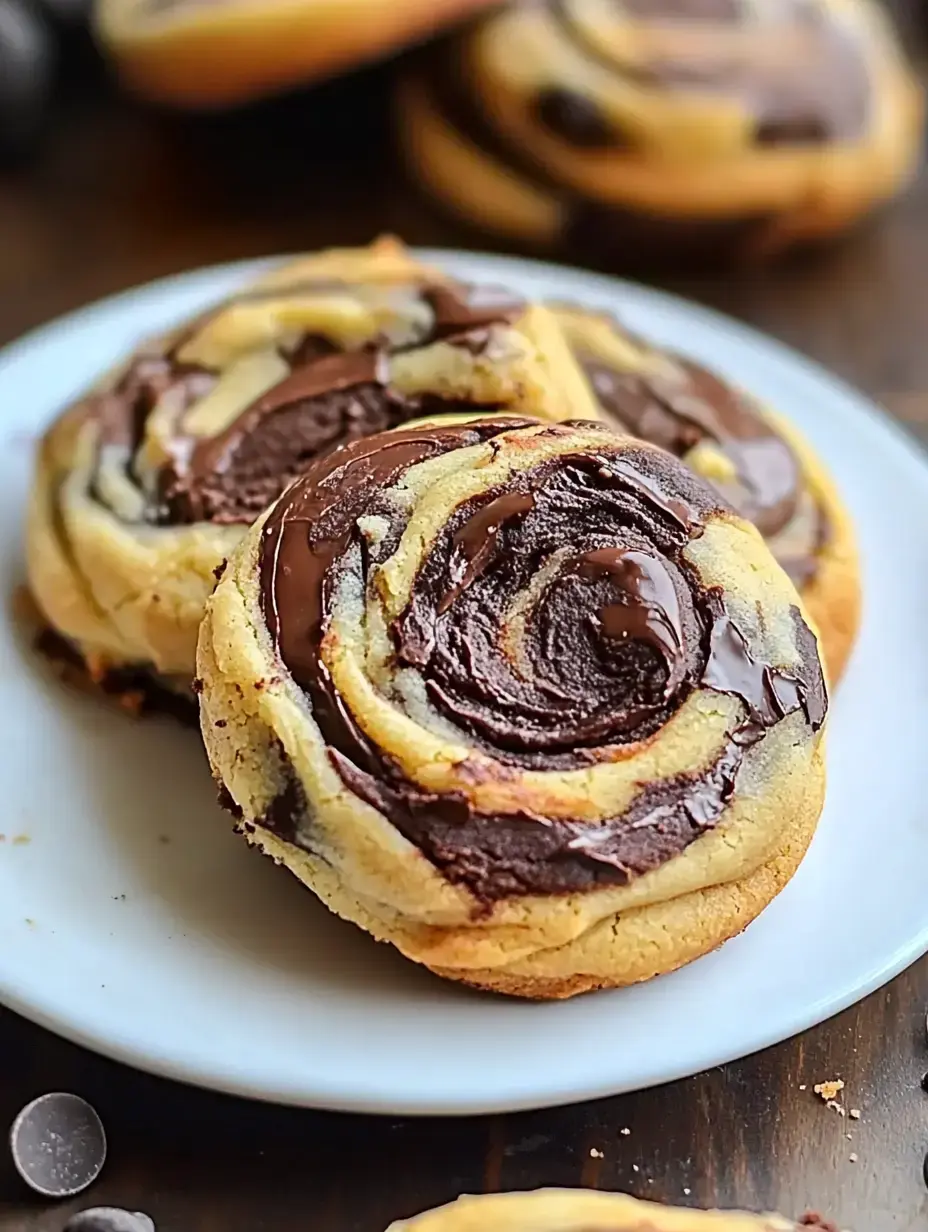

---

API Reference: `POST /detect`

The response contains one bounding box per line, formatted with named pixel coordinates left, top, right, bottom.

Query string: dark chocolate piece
left=9, top=1093, right=106, bottom=1198
left=64, top=1211, right=155, bottom=1232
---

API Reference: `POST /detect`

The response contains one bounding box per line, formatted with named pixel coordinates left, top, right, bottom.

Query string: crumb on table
left=814, top=1079, right=845, bottom=1101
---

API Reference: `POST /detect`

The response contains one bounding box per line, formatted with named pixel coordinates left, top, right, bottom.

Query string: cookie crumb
left=814, top=1079, right=844, bottom=1101
left=849, top=1153, right=858, bottom=1163
left=620, top=1127, right=631, bottom=1136
left=826, top=1100, right=846, bottom=1116
left=589, top=1148, right=603, bottom=1158
left=849, top=1108, right=861, bottom=1119
left=632, top=1164, right=639, bottom=1173
left=683, top=1188, right=691, bottom=1196
left=798, top=1083, right=807, bottom=1090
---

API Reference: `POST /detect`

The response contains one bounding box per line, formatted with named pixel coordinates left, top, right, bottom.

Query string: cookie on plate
left=26, top=238, right=597, bottom=706
left=387, top=1190, right=838, bottom=1232
left=198, top=417, right=827, bottom=999
left=555, top=305, right=859, bottom=681
left=95, top=0, right=499, bottom=108
left=397, top=0, right=924, bottom=264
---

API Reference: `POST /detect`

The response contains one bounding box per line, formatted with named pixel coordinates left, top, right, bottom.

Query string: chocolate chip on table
left=9, top=1093, right=106, bottom=1197
left=64, top=1210, right=155, bottom=1232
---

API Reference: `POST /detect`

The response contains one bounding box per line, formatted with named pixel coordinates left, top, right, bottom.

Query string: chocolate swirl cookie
left=555, top=305, right=859, bottom=680
left=198, top=417, right=827, bottom=999
left=397, top=0, right=923, bottom=264
left=26, top=238, right=598, bottom=704
left=388, top=1190, right=839, bottom=1232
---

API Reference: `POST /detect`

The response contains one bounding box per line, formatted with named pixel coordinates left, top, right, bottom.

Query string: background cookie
left=554, top=305, right=860, bottom=681
left=26, top=237, right=598, bottom=700
left=95, top=0, right=499, bottom=108
left=198, top=418, right=828, bottom=1000
left=397, top=0, right=924, bottom=264
left=387, top=1190, right=836, bottom=1232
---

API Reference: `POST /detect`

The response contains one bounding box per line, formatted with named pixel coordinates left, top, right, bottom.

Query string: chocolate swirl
left=259, top=419, right=825, bottom=901
left=87, top=279, right=525, bottom=529
left=563, top=320, right=827, bottom=588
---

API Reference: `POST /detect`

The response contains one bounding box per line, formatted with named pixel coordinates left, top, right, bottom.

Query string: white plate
left=0, top=251, right=924, bottom=1116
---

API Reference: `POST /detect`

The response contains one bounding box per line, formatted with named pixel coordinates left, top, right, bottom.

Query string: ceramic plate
left=0, top=252, right=923, bottom=1115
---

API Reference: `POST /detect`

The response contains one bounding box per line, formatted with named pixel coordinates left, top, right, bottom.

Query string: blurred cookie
left=95, top=0, right=498, bottom=108
left=198, top=418, right=827, bottom=999
left=388, top=1191, right=838, bottom=1232
left=555, top=305, right=859, bottom=680
left=26, top=237, right=597, bottom=700
left=398, top=0, right=924, bottom=264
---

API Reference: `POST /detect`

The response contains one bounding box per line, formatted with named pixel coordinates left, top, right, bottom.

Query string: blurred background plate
left=0, top=250, right=923, bottom=1115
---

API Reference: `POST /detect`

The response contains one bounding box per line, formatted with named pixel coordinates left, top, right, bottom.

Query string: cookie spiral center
left=394, top=456, right=706, bottom=761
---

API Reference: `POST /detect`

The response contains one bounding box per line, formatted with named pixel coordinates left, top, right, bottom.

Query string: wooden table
left=1, top=13, right=927, bottom=1230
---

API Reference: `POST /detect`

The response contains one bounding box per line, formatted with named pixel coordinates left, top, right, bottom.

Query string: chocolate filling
left=575, top=340, right=826, bottom=585
left=255, top=420, right=826, bottom=901
left=86, top=280, right=524, bottom=528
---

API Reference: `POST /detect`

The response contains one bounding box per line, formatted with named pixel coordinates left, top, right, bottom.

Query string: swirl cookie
left=26, top=238, right=598, bottom=704
left=398, top=0, right=924, bottom=263
left=95, top=0, right=498, bottom=108
left=198, top=417, right=827, bottom=999
left=388, top=1190, right=838, bottom=1232
left=555, top=305, right=859, bottom=681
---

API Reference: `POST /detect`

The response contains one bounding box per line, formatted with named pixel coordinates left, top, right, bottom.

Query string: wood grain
left=0, top=12, right=926, bottom=1231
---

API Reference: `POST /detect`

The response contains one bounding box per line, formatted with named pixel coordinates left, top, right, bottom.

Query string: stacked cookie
left=27, top=239, right=854, bottom=999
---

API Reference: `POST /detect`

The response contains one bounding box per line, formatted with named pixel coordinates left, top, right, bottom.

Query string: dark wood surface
left=1, top=12, right=927, bottom=1231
